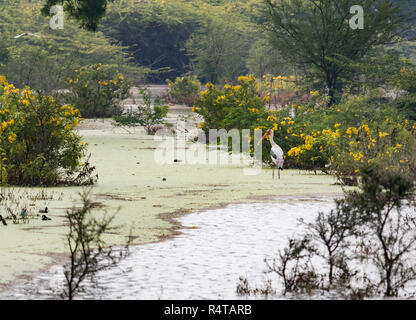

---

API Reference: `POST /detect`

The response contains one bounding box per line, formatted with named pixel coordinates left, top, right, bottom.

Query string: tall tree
left=262, top=0, right=408, bottom=106
left=185, top=14, right=250, bottom=84
left=246, top=38, right=293, bottom=78
left=101, top=0, right=201, bottom=82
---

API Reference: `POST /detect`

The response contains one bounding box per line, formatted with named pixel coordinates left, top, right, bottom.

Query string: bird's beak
left=257, top=131, right=270, bottom=146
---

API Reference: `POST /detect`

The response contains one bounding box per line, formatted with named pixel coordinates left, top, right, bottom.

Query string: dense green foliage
left=166, top=76, right=201, bottom=107
left=99, top=0, right=415, bottom=85
left=2, top=0, right=414, bottom=87
left=0, top=76, right=91, bottom=186
left=64, top=64, right=131, bottom=118
left=184, top=10, right=251, bottom=83
left=262, top=0, right=407, bottom=106
left=102, top=0, right=201, bottom=82
left=194, top=76, right=269, bottom=132
left=0, top=0, right=141, bottom=93
left=101, top=0, right=260, bottom=83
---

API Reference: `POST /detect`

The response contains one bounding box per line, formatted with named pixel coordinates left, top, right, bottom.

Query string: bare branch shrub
left=265, top=237, right=322, bottom=295
left=351, top=164, right=416, bottom=297
left=237, top=163, right=416, bottom=299
left=63, top=188, right=131, bottom=300
left=301, top=199, right=358, bottom=287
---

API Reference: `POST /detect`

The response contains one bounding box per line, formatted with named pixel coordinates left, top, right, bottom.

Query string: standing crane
left=258, top=129, right=284, bottom=179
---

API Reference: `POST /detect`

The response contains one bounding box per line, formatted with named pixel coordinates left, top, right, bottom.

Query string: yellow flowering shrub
left=192, top=75, right=416, bottom=175
left=65, top=64, right=130, bottom=118
left=287, top=119, right=415, bottom=185
left=249, top=93, right=415, bottom=180
left=193, top=75, right=269, bottom=131
left=324, top=122, right=415, bottom=185
left=0, top=76, right=92, bottom=186
left=166, top=76, right=201, bottom=107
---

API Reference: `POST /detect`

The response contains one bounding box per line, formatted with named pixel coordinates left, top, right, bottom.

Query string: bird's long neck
left=269, top=130, right=278, bottom=148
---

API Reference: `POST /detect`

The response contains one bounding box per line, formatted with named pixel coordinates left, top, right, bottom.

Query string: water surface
left=1, top=197, right=336, bottom=299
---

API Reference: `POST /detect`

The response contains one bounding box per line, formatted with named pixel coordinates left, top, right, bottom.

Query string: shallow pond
left=1, top=197, right=337, bottom=299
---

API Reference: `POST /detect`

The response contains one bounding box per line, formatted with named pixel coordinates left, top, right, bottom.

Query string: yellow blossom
left=288, top=147, right=302, bottom=157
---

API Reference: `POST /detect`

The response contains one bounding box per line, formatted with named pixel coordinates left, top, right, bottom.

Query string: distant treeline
left=100, top=0, right=293, bottom=83
left=100, top=0, right=415, bottom=83
left=0, top=0, right=414, bottom=88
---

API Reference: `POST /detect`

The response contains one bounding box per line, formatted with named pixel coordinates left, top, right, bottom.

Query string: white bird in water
left=14, top=32, right=41, bottom=39
left=258, top=129, right=284, bottom=179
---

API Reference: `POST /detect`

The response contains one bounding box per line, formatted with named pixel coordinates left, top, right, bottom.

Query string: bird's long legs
left=272, top=167, right=282, bottom=180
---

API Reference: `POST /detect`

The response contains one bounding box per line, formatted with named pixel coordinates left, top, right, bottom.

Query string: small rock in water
left=162, top=178, right=166, bottom=181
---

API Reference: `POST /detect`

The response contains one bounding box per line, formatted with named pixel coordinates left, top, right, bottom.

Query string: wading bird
left=258, top=129, right=284, bottom=179
left=39, top=207, right=48, bottom=214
